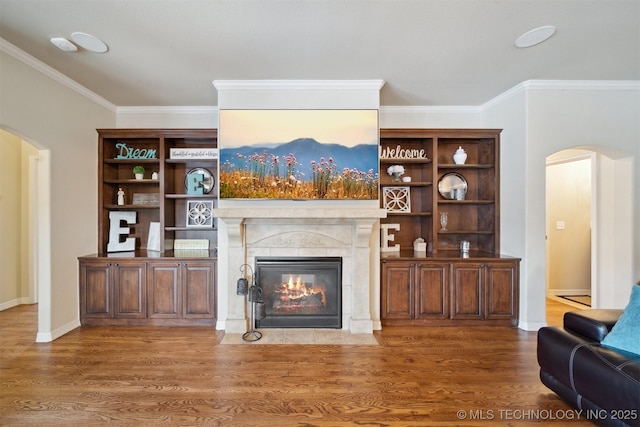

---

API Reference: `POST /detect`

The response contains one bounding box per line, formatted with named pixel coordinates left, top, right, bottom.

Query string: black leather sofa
left=537, top=309, right=640, bottom=426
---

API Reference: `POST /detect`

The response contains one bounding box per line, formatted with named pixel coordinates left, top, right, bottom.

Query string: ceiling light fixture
left=50, top=37, right=78, bottom=52
left=70, top=32, right=108, bottom=53
left=515, top=25, right=556, bottom=48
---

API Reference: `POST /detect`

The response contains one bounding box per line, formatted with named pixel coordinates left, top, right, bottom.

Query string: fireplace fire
left=255, top=257, right=342, bottom=328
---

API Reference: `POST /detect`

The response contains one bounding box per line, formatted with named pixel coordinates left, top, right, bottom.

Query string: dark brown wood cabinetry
left=79, top=129, right=218, bottom=327
left=79, top=255, right=216, bottom=326
left=380, top=129, right=519, bottom=326
left=147, top=260, right=216, bottom=321
left=381, top=261, right=450, bottom=321
left=382, top=254, right=519, bottom=326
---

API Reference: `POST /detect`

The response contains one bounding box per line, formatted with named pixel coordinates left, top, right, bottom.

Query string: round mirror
left=438, top=173, right=468, bottom=200
left=184, top=167, right=215, bottom=194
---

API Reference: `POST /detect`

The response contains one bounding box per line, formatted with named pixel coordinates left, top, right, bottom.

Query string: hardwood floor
left=1, top=301, right=592, bottom=426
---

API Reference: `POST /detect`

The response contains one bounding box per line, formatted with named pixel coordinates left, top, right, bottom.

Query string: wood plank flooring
left=0, top=300, right=592, bottom=426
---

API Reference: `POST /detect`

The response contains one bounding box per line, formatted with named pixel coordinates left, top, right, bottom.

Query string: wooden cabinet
left=381, top=261, right=449, bottom=321
left=79, top=256, right=216, bottom=326
left=79, top=129, right=218, bottom=327
left=147, top=261, right=216, bottom=320
left=380, top=128, right=518, bottom=326
left=451, top=261, right=518, bottom=321
left=379, top=129, right=500, bottom=253
left=382, top=255, right=519, bottom=326
left=97, top=129, right=218, bottom=253
left=80, top=260, right=146, bottom=321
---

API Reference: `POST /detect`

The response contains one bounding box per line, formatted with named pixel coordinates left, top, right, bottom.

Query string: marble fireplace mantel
left=214, top=206, right=387, bottom=334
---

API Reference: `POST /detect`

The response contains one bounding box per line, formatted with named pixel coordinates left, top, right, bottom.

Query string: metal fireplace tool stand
left=237, top=264, right=265, bottom=342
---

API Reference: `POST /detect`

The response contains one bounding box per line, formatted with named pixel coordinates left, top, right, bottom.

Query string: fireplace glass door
left=255, top=257, right=342, bottom=328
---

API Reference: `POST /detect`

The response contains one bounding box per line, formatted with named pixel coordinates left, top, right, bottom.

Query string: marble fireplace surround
left=214, top=207, right=387, bottom=334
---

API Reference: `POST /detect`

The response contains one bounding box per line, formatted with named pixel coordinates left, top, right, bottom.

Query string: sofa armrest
left=564, top=309, right=624, bottom=342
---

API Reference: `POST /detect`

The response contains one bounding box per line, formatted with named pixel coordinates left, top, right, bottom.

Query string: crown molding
left=0, top=38, right=117, bottom=113
left=213, top=79, right=385, bottom=91
left=381, top=105, right=482, bottom=115
left=522, top=79, right=640, bottom=91
left=482, top=79, right=640, bottom=111
left=116, top=106, right=218, bottom=114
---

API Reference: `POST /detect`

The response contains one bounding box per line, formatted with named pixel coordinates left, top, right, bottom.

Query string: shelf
left=438, top=164, right=494, bottom=169
left=438, top=230, right=494, bottom=234
left=104, top=179, right=160, bottom=184
left=165, top=194, right=218, bottom=199
left=380, top=158, right=432, bottom=164
left=438, top=200, right=494, bottom=205
left=382, top=182, right=432, bottom=187
left=379, top=128, right=500, bottom=256
left=386, top=212, right=432, bottom=217
left=104, top=159, right=160, bottom=164
left=104, top=204, right=159, bottom=209
left=165, top=226, right=216, bottom=232
left=97, top=129, right=218, bottom=255
left=165, top=159, right=217, bottom=164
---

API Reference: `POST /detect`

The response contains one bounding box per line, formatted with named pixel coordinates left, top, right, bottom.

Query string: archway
left=0, top=128, right=51, bottom=340
left=545, top=146, right=633, bottom=323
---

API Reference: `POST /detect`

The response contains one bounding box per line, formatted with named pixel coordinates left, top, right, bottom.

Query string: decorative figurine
left=117, top=187, right=125, bottom=206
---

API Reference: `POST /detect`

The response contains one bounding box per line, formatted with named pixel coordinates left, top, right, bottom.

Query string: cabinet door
left=148, top=263, right=181, bottom=318
left=381, top=262, right=414, bottom=319
left=113, top=262, right=147, bottom=318
left=182, top=261, right=215, bottom=319
left=484, top=262, right=518, bottom=321
left=80, top=261, right=113, bottom=319
left=416, top=263, right=449, bottom=319
left=451, top=263, right=483, bottom=319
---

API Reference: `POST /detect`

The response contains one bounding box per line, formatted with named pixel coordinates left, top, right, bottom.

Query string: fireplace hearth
left=255, top=257, right=342, bottom=328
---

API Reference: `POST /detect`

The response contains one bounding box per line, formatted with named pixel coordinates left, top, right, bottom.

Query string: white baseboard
left=0, top=298, right=35, bottom=311
left=547, top=289, right=591, bottom=297
left=518, top=320, right=547, bottom=331
left=36, top=318, right=81, bottom=343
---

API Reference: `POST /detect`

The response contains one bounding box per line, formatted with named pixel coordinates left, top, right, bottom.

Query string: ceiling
left=1, top=0, right=638, bottom=108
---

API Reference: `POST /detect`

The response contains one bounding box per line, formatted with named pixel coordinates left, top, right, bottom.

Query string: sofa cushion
left=602, top=285, right=640, bottom=355
left=564, top=309, right=623, bottom=342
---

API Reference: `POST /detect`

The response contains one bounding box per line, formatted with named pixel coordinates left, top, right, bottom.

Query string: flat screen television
left=218, top=109, right=379, bottom=200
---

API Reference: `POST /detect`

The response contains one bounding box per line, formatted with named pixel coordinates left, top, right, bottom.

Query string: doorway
left=545, top=150, right=592, bottom=308
left=0, top=128, right=51, bottom=339
left=545, top=147, right=634, bottom=321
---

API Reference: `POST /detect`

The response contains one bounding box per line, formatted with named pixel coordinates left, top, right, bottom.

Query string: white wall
left=479, top=82, right=639, bottom=329
left=0, top=47, right=115, bottom=341
left=526, top=84, right=638, bottom=314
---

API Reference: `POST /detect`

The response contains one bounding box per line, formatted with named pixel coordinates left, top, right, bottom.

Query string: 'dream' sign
left=115, top=143, right=158, bottom=159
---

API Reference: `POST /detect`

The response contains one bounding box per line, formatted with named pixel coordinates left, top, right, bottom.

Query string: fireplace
left=255, top=257, right=342, bottom=328
left=214, top=207, right=386, bottom=334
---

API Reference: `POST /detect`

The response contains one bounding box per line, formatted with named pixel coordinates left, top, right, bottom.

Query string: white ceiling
left=1, top=0, right=638, bottom=107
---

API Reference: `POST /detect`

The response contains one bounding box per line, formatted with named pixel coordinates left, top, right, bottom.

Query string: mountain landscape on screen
left=220, top=138, right=379, bottom=200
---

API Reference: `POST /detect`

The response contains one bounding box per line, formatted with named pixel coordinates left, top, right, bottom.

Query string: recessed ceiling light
left=50, top=37, right=78, bottom=52
left=70, top=32, right=108, bottom=53
left=515, top=25, right=556, bottom=48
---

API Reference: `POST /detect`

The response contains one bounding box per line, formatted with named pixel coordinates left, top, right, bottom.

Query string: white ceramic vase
left=453, top=146, right=467, bottom=164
